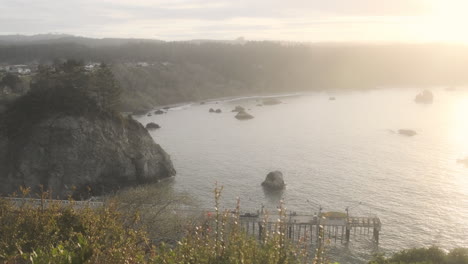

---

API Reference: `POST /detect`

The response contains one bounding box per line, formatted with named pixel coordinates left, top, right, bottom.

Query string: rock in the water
left=329, top=97, right=336, bottom=100
left=415, top=90, right=433, bottom=104
left=154, top=109, right=165, bottom=115
left=209, top=108, right=215, bottom=113
left=232, top=106, right=245, bottom=112
left=262, top=98, right=281, bottom=105
left=146, top=122, right=161, bottom=129
left=215, top=109, right=222, bottom=113
left=0, top=113, right=175, bottom=199
left=200, top=102, right=206, bottom=105
left=235, top=110, right=254, bottom=120
left=262, top=171, right=285, bottom=190
left=147, top=113, right=152, bottom=116
left=257, top=104, right=263, bottom=107
left=398, top=129, right=417, bottom=137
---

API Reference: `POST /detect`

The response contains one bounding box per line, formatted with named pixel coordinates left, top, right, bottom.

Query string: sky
left=1, top=0, right=468, bottom=43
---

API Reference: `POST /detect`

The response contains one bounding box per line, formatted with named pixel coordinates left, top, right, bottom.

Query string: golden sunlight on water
left=450, top=96, right=468, bottom=147
left=448, top=95, right=468, bottom=194
left=138, top=88, right=468, bottom=263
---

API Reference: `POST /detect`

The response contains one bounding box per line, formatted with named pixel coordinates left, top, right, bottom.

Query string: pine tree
left=88, top=64, right=122, bottom=110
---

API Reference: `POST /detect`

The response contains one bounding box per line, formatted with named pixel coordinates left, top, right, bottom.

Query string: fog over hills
left=0, top=34, right=249, bottom=47
left=2, top=34, right=468, bottom=112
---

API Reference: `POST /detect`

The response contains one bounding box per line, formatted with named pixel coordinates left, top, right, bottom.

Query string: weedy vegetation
left=10, top=184, right=465, bottom=264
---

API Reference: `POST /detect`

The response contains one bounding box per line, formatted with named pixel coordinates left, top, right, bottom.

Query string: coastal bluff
left=0, top=111, right=175, bottom=199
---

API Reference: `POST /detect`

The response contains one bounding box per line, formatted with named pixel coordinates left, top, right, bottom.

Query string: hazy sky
left=1, top=0, right=468, bottom=43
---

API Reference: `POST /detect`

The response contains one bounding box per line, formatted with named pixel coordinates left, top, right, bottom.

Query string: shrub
left=369, top=246, right=468, bottom=264
left=0, top=186, right=338, bottom=264
left=151, top=185, right=335, bottom=264
left=0, top=189, right=150, bottom=263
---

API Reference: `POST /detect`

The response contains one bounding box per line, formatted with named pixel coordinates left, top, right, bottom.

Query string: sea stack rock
left=415, top=90, right=433, bottom=104
left=209, top=108, right=215, bottom=113
left=262, top=171, right=285, bottom=190
left=146, top=122, right=161, bottom=129
left=262, top=98, right=282, bottom=105
left=398, top=129, right=417, bottom=137
left=235, top=110, right=254, bottom=120
left=215, top=109, right=222, bottom=113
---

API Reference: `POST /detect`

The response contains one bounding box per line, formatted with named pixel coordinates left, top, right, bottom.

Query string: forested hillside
left=2, top=37, right=468, bottom=111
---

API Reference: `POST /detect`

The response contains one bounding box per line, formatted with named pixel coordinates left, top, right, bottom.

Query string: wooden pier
left=237, top=210, right=381, bottom=245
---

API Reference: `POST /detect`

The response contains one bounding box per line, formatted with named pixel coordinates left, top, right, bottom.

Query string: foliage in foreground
left=152, top=186, right=331, bottom=264
left=0, top=187, right=336, bottom=264
left=1, top=186, right=467, bottom=264
left=0, top=189, right=150, bottom=263
left=369, top=246, right=468, bottom=264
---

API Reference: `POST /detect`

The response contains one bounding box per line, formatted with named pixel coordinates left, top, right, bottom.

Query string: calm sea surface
left=136, top=88, right=468, bottom=263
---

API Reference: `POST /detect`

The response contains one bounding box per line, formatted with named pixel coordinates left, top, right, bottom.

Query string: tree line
left=2, top=41, right=468, bottom=111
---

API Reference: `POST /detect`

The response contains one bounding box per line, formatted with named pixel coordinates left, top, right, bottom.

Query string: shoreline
left=132, top=91, right=311, bottom=116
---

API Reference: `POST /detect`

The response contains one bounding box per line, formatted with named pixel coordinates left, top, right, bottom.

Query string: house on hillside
left=136, top=62, right=149, bottom=67
left=6, top=65, right=32, bottom=75
left=85, top=62, right=101, bottom=72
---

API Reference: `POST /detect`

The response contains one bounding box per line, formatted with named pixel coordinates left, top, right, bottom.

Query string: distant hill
left=0, top=34, right=164, bottom=47
left=0, top=34, right=256, bottom=47
left=1, top=35, right=468, bottom=112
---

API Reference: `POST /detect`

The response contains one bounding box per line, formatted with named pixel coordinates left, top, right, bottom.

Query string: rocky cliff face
left=0, top=113, right=175, bottom=198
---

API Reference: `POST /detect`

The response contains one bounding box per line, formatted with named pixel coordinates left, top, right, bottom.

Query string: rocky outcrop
left=146, top=122, right=161, bottom=129
left=209, top=108, right=222, bottom=113
left=0, top=114, right=175, bottom=199
left=154, top=109, right=165, bottom=115
left=398, top=129, right=417, bottom=137
left=262, top=171, right=285, bottom=190
left=235, top=110, right=254, bottom=120
left=415, top=90, right=433, bottom=104
left=232, top=106, right=245, bottom=112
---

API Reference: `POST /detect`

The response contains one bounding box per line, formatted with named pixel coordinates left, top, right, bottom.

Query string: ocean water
left=136, top=88, right=468, bottom=263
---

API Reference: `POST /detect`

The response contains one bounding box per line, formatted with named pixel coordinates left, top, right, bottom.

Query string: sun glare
left=449, top=94, right=468, bottom=151
left=422, top=0, right=468, bottom=43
